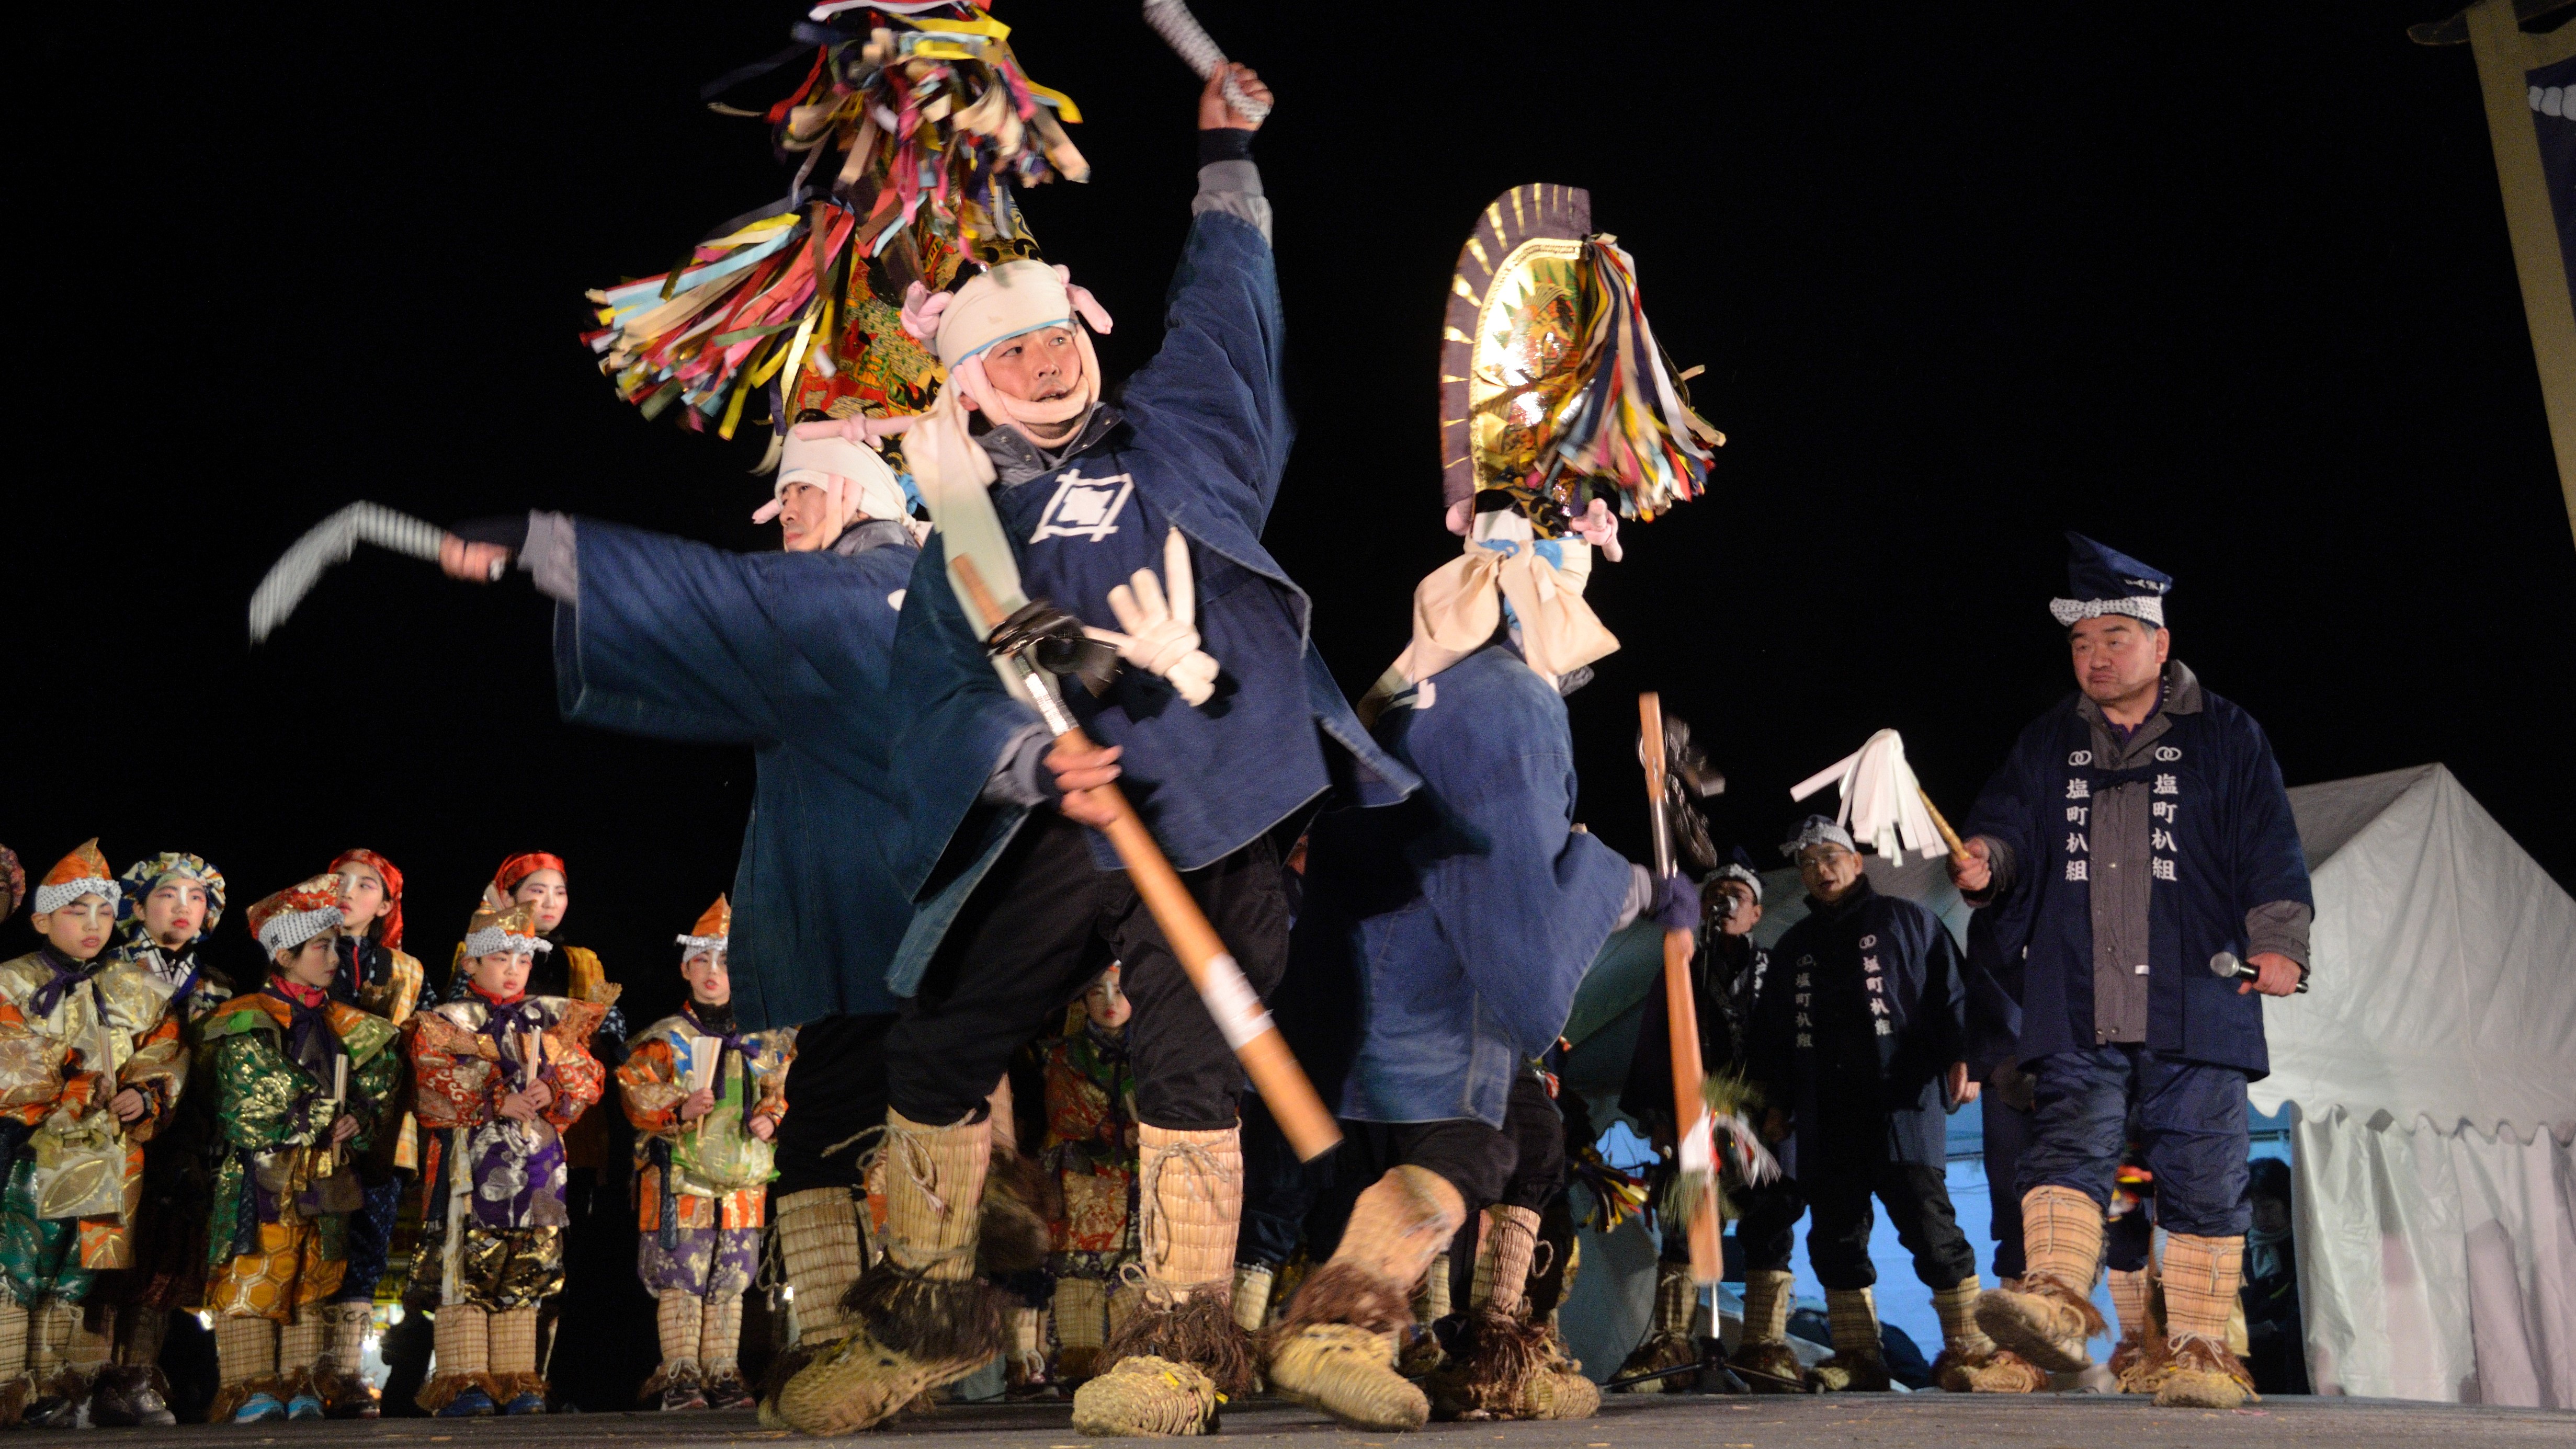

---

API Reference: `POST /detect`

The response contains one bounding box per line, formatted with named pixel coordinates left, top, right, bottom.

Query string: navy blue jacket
left=887, top=202, right=1415, bottom=995
left=551, top=520, right=917, bottom=1030
left=1962, top=688, right=2310, bottom=1075
left=1749, top=879, right=1967, bottom=1169
left=1282, top=644, right=1632, bottom=1127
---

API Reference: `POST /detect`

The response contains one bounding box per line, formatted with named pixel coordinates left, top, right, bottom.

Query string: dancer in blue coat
left=1954, top=533, right=2311, bottom=1410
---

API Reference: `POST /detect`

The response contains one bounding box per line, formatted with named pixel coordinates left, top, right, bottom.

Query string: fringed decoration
left=1541, top=236, right=1723, bottom=523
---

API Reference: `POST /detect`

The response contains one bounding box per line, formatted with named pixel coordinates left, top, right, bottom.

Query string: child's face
left=1083, top=964, right=1132, bottom=1030
left=276, top=927, right=343, bottom=988
left=682, top=950, right=731, bottom=1007
left=34, top=894, right=115, bottom=962
left=470, top=950, right=531, bottom=1000
left=141, top=878, right=209, bottom=949
left=512, top=870, right=569, bottom=935
left=336, top=865, right=388, bottom=938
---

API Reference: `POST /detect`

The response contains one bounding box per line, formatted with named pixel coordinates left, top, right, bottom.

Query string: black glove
left=449, top=514, right=531, bottom=553
left=1649, top=873, right=1700, bottom=934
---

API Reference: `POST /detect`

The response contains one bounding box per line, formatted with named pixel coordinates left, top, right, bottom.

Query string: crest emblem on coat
left=1030, top=469, right=1136, bottom=543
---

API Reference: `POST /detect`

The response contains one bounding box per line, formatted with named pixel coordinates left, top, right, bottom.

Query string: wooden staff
left=1917, top=786, right=1973, bottom=864
left=1639, top=692, right=1723, bottom=1286
left=952, top=556, right=1341, bottom=1161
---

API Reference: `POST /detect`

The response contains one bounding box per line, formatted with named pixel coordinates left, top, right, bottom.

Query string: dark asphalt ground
left=15, top=1393, right=2568, bottom=1448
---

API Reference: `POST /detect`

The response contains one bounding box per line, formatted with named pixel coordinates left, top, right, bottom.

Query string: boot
left=776, top=1109, right=1004, bottom=1436
left=1728, top=1268, right=1803, bottom=1391
left=1431, top=1204, right=1586, bottom=1421
left=1809, top=1287, right=1892, bottom=1391
left=648, top=1290, right=705, bottom=1408
left=2151, top=1234, right=2257, bottom=1409
left=1614, top=1259, right=1698, bottom=1393
left=92, top=1301, right=178, bottom=1428
left=1003, top=1305, right=1049, bottom=1391
left=277, top=1311, right=329, bottom=1419
left=1264, top=1166, right=1463, bottom=1432
left=1398, top=1251, right=1450, bottom=1376
left=211, top=1314, right=286, bottom=1424
left=1976, top=1186, right=2109, bottom=1372
left=1075, top=1124, right=1247, bottom=1435
left=1054, top=1276, right=1110, bottom=1382
left=1231, top=1263, right=1276, bottom=1335
left=701, top=1295, right=753, bottom=1409
left=487, top=1305, right=546, bottom=1413
left=314, top=1300, right=381, bottom=1418
left=20, top=1297, right=86, bottom=1429
left=419, top=1303, right=494, bottom=1417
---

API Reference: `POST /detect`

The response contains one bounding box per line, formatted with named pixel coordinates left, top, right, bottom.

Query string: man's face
left=513, top=870, right=569, bottom=935
left=469, top=949, right=532, bottom=1000
left=2252, top=1195, right=2291, bottom=1236
left=277, top=926, right=343, bottom=989
left=35, top=894, right=115, bottom=962
left=142, top=877, right=209, bottom=949
left=337, top=865, right=388, bottom=940
left=980, top=326, right=1082, bottom=407
left=777, top=481, right=843, bottom=554
left=2069, top=615, right=2169, bottom=708
left=1705, top=880, right=1762, bottom=938
left=682, top=949, right=731, bottom=1008
left=1797, top=843, right=1865, bottom=904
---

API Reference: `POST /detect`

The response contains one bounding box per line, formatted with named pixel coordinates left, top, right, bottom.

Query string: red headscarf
left=328, top=848, right=405, bottom=951
left=493, top=852, right=568, bottom=899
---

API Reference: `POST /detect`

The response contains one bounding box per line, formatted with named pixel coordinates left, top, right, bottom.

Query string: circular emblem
left=2069, top=750, right=2093, bottom=766
left=2154, top=745, right=2182, bottom=762
left=1859, top=935, right=1878, bottom=949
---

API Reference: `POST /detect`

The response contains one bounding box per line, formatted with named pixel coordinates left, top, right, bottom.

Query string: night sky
left=12, top=1, right=2575, bottom=1020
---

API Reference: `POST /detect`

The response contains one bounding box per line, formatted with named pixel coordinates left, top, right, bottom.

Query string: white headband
left=756, top=429, right=911, bottom=531
left=256, top=905, right=343, bottom=955
left=32, top=878, right=119, bottom=916
left=675, top=933, right=729, bottom=957
left=461, top=927, right=553, bottom=959
left=2049, top=596, right=2166, bottom=628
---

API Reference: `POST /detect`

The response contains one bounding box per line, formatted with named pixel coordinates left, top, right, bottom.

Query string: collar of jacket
left=832, top=519, right=915, bottom=557
left=974, top=404, right=1126, bottom=487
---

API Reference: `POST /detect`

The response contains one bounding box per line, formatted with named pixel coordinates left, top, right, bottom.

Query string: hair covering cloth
left=329, top=848, right=406, bottom=951
left=1780, top=814, right=1858, bottom=858
left=901, top=261, right=1114, bottom=436
left=32, top=839, right=120, bottom=917
left=677, top=895, right=731, bottom=958
left=755, top=427, right=913, bottom=534
left=493, top=853, right=566, bottom=899
left=461, top=898, right=553, bottom=961
left=2050, top=531, right=2172, bottom=628
left=247, top=875, right=348, bottom=955
left=116, top=851, right=229, bottom=940
left=1390, top=510, right=1615, bottom=687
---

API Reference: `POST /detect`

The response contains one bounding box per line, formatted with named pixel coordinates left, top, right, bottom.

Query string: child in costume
left=0, top=841, right=170, bottom=1428
left=1031, top=966, right=1137, bottom=1383
left=83, top=850, right=230, bottom=1428
left=201, top=876, right=403, bottom=1423
left=615, top=897, right=792, bottom=1411
left=313, top=847, right=424, bottom=1418
left=406, top=898, right=609, bottom=1417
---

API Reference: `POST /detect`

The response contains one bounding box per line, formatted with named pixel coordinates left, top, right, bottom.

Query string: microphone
left=2209, top=951, right=2308, bottom=994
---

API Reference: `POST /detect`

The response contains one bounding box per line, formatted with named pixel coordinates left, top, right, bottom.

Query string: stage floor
left=26, top=1393, right=2570, bottom=1448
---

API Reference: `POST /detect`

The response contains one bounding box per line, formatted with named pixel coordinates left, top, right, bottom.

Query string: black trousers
left=886, top=812, right=1290, bottom=1132
left=772, top=1012, right=898, bottom=1194
left=1791, top=1161, right=1977, bottom=1293
left=1729, top=1179, right=1806, bottom=1274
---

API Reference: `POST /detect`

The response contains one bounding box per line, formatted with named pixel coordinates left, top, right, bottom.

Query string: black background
left=8, top=0, right=2575, bottom=1399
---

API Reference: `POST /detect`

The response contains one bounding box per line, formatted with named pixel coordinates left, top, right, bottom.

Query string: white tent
left=2253, top=765, right=2576, bottom=1407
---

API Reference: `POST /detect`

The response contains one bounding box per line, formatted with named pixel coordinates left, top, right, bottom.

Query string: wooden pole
left=952, top=557, right=1342, bottom=1161
left=1916, top=785, right=1972, bottom=864
left=1640, top=693, right=1723, bottom=1286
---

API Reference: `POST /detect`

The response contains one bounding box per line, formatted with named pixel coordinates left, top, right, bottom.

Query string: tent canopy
left=2252, top=763, right=2576, bottom=1138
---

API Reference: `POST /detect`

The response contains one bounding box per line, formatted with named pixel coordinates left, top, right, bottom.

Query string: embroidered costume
left=616, top=897, right=792, bottom=1411
left=406, top=900, right=609, bottom=1416
left=0, top=841, right=137, bottom=1428
left=202, top=877, right=403, bottom=1424
left=1029, top=985, right=1137, bottom=1381
left=317, top=847, right=423, bottom=1418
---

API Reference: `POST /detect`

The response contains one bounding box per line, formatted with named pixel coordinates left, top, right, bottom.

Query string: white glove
left=1086, top=527, right=1221, bottom=706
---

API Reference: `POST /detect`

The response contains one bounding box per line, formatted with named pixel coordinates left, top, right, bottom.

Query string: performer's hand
left=499, top=1091, right=539, bottom=1123
left=1198, top=63, right=1269, bottom=131
left=526, top=1081, right=555, bottom=1113
left=1948, top=836, right=1993, bottom=894
left=679, top=1088, right=716, bottom=1123
left=110, top=1088, right=149, bottom=1124
left=439, top=534, right=512, bottom=583
left=2241, top=951, right=2302, bottom=997
left=330, top=1112, right=361, bottom=1145
left=1761, top=1107, right=1790, bottom=1144
left=1047, top=735, right=1124, bottom=828
left=1945, top=1061, right=1981, bottom=1110
left=750, top=1115, right=777, bottom=1143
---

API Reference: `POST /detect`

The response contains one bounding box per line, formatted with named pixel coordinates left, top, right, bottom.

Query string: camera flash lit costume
left=406, top=900, right=610, bottom=1417
left=201, top=877, right=403, bottom=1424
left=316, top=846, right=422, bottom=1417
left=617, top=897, right=793, bottom=1411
